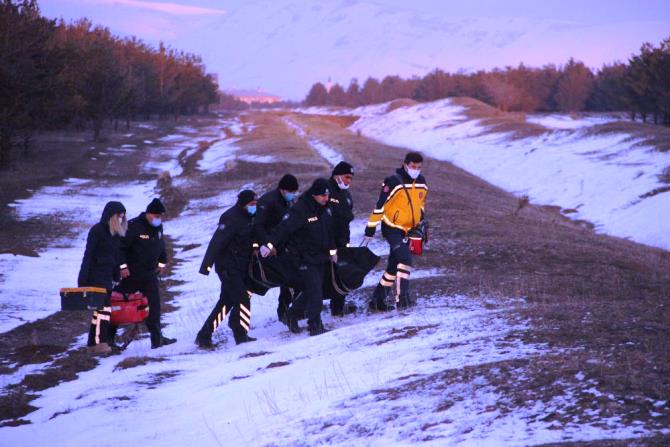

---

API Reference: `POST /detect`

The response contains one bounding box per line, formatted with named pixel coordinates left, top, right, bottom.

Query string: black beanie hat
left=332, top=161, right=354, bottom=177
left=146, top=198, right=166, bottom=214
left=236, top=189, right=256, bottom=206
left=309, top=178, right=330, bottom=196
left=278, top=174, right=299, bottom=191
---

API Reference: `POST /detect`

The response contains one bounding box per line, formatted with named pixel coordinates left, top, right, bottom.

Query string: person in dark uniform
left=253, top=174, right=299, bottom=323
left=364, top=152, right=428, bottom=311
left=196, top=190, right=258, bottom=348
left=326, top=161, right=357, bottom=316
left=78, top=201, right=127, bottom=354
left=119, top=198, right=176, bottom=349
left=261, top=178, right=337, bottom=336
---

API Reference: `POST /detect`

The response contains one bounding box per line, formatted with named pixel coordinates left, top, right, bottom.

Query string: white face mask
left=335, top=176, right=350, bottom=190
left=405, top=166, right=421, bottom=180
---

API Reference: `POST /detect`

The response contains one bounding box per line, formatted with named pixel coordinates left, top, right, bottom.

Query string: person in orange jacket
left=364, top=152, right=427, bottom=311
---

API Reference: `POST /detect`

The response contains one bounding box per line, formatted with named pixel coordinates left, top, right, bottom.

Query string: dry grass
left=373, top=324, right=440, bottom=346
left=239, top=351, right=272, bottom=359
left=114, top=356, right=167, bottom=371
left=586, top=121, right=670, bottom=153
left=0, top=117, right=207, bottom=426
left=451, top=96, right=547, bottom=138
left=265, top=361, right=291, bottom=369
left=386, top=98, right=418, bottom=112
left=1, top=108, right=668, bottom=435
left=284, top=110, right=670, bottom=433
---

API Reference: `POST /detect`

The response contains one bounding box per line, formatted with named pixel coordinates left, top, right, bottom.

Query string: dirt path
left=0, top=116, right=225, bottom=426
left=275, top=110, right=670, bottom=443
left=1, top=110, right=669, bottom=442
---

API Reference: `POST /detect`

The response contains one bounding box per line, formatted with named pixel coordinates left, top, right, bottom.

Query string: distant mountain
left=200, top=1, right=669, bottom=100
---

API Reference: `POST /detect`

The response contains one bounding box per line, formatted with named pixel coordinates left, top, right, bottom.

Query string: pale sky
left=40, top=0, right=670, bottom=100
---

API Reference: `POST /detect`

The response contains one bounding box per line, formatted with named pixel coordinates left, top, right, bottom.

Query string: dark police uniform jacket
left=120, top=212, right=167, bottom=281
left=254, top=188, right=292, bottom=247
left=268, top=194, right=337, bottom=265
left=199, top=204, right=255, bottom=275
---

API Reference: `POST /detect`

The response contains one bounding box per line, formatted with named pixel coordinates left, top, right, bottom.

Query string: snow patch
left=527, top=114, right=623, bottom=130
left=342, top=98, right=670, bottom=251
left=197, top=139, right=240, bottom=174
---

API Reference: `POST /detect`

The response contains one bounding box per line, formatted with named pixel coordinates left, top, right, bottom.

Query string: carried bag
left=247, top=251, right=295, bottom=295
left=110, top=290, right=149, bottom=325
left=60, top=287, right=108, bottom=310
left=325, top=247, right=380, bottom=298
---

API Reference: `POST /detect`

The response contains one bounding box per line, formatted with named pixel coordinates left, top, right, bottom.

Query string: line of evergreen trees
left=0, top=0, right=221, bottom=166
left=305, top=37, right=670, bottom=126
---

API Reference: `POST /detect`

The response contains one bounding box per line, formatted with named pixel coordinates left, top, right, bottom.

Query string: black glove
left=364, top=225, right=376, bottom=238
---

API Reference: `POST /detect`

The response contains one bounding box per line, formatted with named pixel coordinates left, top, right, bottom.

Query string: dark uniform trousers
left=198, top=269, right=251, bottom=341
left=113, top=276, right=162, bottom=345
left=87, top=293, right=112, bottom=346
left=291, top=262, right=326, bottom=325
left=372, top=224, right=413, bottom=305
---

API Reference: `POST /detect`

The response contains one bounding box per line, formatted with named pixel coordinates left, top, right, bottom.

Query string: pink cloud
left=87, top=0, right=226, bottom=16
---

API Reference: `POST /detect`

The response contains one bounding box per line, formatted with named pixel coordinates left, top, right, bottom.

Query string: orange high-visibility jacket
left=367, top=168, right=427, bottom=234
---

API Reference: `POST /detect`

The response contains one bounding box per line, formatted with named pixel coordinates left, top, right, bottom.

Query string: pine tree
left=305, top=82, right=328, bottom=106
left=554, top=59, right=594, bottom=112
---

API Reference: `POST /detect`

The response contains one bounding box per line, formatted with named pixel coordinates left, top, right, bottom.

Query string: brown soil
left=1, top=107, right=669, bottom=438
left=114, top=356, right=167, bottom=371
left=586, top=120, right=670, bottom=153
left=279, top=110, right=670, bottom=437
left=0, top=116, right=220, bottom=425
left=451, top=96, right=548, bottom=138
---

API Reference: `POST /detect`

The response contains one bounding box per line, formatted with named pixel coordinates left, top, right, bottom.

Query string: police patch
left=218, top=224, right=226, bottom=231
left=282, top=213, right=290, bottom=220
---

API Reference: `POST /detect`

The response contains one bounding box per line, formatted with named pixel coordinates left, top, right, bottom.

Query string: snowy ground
left=0, top=119, right=233, bottom=334
left=0, top=179, right=155, bottom=333
left=0, top=186, right=652, bottom=444
left=304, top=99, right=670, bottom=251
left=1, top=113, right=665, bottom=445
left=526, top=113, right=623, bottom=130
left=0, top=176, right=586, bottom=446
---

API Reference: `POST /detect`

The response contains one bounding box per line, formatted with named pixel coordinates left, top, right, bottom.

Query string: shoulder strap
left=394, top=174, right=416, bottom=228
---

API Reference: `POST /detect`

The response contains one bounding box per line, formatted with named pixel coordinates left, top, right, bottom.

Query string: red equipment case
left=110, top=291, right=149, bottom=325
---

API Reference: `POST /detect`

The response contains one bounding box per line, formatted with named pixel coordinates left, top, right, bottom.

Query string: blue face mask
left=247, top=205, right=257, bottom=215
left=150, top=218, right=162, bottom=227
left=283, top=192, right=295, bottom=202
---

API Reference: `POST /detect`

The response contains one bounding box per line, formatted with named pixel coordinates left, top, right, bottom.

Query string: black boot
left=230, top=325, right=256, bottom=344
left=286, top=308, right=302, bottom=334
left=397, top=294, right=414, bottom=310
left=151, top=335, right=177, bottom=349
left=108, top=325, right=121, bottom=350
left=229, top=316, right=256, bottom=345
left=234, top=333, right=257, bottom=345
left=396, top=278, right=414, bottom=310
left=277, top=305, right=288, bottom=324
left=308, top=319, right=328, bottom=336
left=195, top=332, right=214, bottom=349
left=369, top=284, right=394, bottom=312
